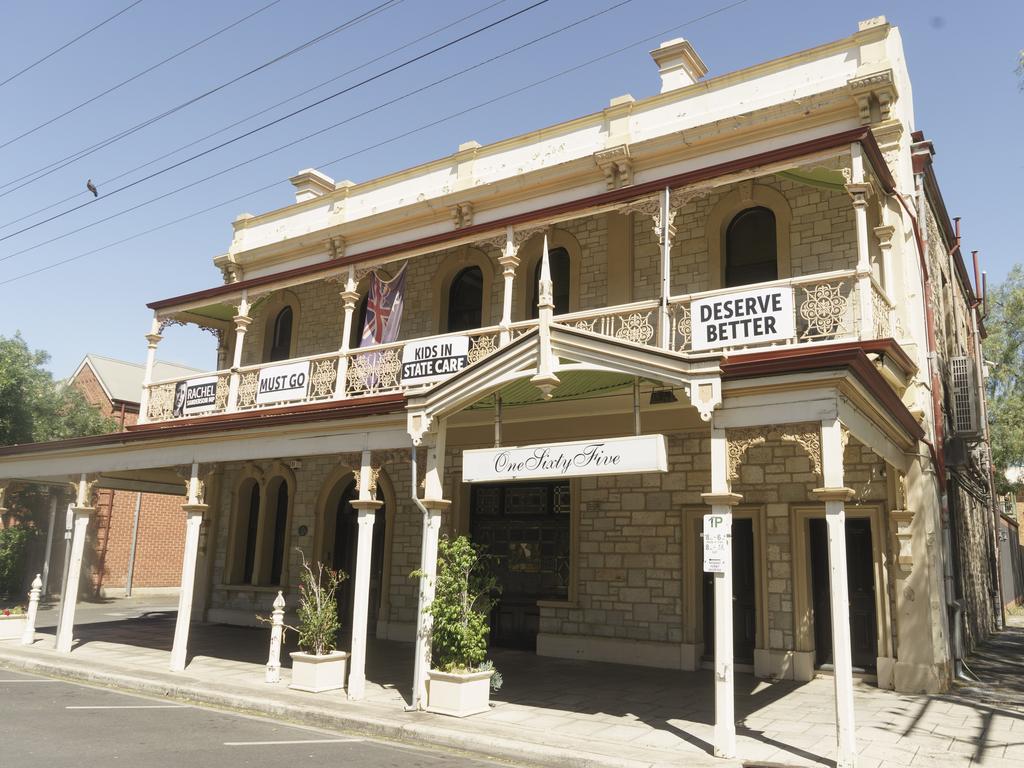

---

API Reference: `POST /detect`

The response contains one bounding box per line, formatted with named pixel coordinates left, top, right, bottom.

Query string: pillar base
left=753, top=648, right=812, bottom=681
left=893, top=660, right=949, bottom=694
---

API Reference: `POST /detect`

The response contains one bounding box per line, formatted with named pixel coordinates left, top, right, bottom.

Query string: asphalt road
left=0, top=669, right=514, bottom=768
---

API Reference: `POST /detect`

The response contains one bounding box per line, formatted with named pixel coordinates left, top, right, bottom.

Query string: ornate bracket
left=352, top=465, right=381, bottom=495
left=847, top=68, right=897, bottom=125
left=451, top=201, right=474, bottom=229
left=594, top=145, right=632, bottom=190
left=726, top=422, right=846, bottom=482
left=328, top=235, right=346, bottom=260
left=725, top=428, right=767, bottom=481
left=621, top=187, right=709, bottom=244
left=778, top=423, right=824, bottom=478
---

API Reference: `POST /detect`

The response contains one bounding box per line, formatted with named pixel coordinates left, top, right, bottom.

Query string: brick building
left=68, top=355, right=201, bottom=596
left=0, top=17, right=1002, bottom=766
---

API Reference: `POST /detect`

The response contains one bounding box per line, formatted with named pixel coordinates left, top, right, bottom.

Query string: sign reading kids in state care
left=401, top=335, right=470, bottom=386
left=256, top=360, right=310, bottom=405
left=691, top=286, right=795, bottom=351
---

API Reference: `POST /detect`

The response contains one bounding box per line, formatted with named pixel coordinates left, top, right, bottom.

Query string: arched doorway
left=321, top=478, right=387, bottom=642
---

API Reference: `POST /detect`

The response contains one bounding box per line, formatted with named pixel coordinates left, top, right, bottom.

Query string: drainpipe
left=124, top=492, right=143, bottom=597
left=406, top=441, right=430, bottom=712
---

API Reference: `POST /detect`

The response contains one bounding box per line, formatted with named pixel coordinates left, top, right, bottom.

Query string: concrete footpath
left=2, top=602, right=1024, bottom=768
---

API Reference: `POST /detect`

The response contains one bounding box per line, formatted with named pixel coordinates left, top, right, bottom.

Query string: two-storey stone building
left=0, top=17, right=998, bottom=766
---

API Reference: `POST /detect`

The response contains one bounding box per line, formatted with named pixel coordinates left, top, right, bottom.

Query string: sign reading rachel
left=401, top=335, right=470, bottom=386
left=256, top=360, right=310, bottom=405
left=462, top=434, right=668, bottom=482
left=691, top=286, right=794, bottom=351
left=172, top=375, right=218, bottom=418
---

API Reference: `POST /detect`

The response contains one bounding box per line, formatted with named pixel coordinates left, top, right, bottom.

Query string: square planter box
left=427, top=669, right=494, bottom=717
left=289, top=651, right=348, bottom=693
left=0, top=615, right=27, bottom=641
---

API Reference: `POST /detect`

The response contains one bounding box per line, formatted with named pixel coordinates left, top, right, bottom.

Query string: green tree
left=983, top=266, right=1024, bottom=491
left=0, top=333, right=115, bottom=446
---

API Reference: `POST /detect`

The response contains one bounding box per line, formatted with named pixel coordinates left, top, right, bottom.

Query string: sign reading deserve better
left=463, top=434, right=668, bottom=482
left=691, top=286, right=794, bottom=351
left=702, top=513, right=730, bottom=573
left=401, top=335, right=469, bottom=386
left=256, top=360, right=310, bottom=405
left=172, top=375, right=218, bottom=418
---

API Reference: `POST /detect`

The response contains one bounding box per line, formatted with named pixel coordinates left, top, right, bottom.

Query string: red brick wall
left=88, top=489, right=186, bottom=592
left=71, top=363, right=117, bottom=421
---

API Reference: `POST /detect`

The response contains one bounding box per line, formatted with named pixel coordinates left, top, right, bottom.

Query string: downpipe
left=406, top=440, right=429, bottom=712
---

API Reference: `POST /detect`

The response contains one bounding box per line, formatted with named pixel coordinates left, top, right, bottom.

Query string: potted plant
left=284, top=552, right=349, bottom=693
left=419, top=535, right=502, bottom=717
left=0, top=606, right=26, bottom=641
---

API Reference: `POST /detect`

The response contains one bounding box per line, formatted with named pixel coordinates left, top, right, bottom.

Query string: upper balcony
left=138, top=156, right=908, bottom=426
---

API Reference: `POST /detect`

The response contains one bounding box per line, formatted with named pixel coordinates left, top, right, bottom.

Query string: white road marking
left=223, top=738, right=363, bottom=746
left=0, top=679, right=62, bottom=683
left=67, top=708, right=187, bottom=712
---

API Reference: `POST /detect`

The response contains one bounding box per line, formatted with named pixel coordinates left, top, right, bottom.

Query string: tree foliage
left=0, top=333, right=115, bottom=446
left=982, top=266, right=1024, bottom=490
left=420, top=535, right=500, bottom=674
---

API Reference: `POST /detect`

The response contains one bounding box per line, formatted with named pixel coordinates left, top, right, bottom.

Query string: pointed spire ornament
left=531, top=233, right=560, bottom=399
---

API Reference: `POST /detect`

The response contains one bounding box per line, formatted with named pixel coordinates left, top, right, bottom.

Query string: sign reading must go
left=690, top=285, right=795, bottom=351
left=462, top=434, right=668, bottom=482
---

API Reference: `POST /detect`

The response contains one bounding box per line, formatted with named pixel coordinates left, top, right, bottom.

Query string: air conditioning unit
left=949, top=355, right=982, bottom=439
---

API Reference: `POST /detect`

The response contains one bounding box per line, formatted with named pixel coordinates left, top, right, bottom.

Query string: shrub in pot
left=283, top=552, right=349, bottom=693
left=419, top=535, right=501, bottom=717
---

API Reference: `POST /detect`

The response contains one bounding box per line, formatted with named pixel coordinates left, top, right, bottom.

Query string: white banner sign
left=462, top=434, right=668, bottom=482
left=401, top=335, right=470, bottom=386
left=691, top=286, right=794, bottom=351
left=256, top=360, right=310, bottom=405
left=172, top=375, right=219, bottom=418
left=702, top=513, right=731, bottom=573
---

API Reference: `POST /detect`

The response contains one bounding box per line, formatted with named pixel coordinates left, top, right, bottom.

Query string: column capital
left=145, top=332, right=163, bottom=347
left=181, top=503, right=209, bottom=516
left=351, top=499, right=383, bottom=516
left=233, top=314, right=253, bottom=329
left=701, top=492, right=743, bottom=507
left=419, top=498, right=451, bottom=513
left=810, top=487, right=855, bottom=502
left=845, top=181, right=872, bottom=205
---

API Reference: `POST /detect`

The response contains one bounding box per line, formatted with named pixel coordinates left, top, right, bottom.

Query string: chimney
left=289, top=168, right=335, bottom=203
left=650, top=38, right=707, bottom=93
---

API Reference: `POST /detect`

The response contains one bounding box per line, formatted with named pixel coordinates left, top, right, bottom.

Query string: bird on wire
left=86, top=179, right=98, bottom=197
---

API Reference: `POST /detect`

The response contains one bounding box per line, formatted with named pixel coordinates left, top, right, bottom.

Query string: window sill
left=536, top=600, right=577, bottom=610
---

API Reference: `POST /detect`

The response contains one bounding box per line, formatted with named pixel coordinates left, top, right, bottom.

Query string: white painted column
left=56, top=475, right=94, bottom=654
left=658, top=186, right=673, bottom=349
left=812, top=418, right=857, bottom=768
left=336, top=266, right=359, bottom=398
left=411, top=423, right=450, bottom=709
left=848, top=143, right=874, bottom=339
left=498, top=225, right=520, bottom=346
left=226, top=295, right=252, bottom=412
left=41, top=491, right=59, bottom=595
left=701, top=425, right=741, bottom=759
left=348, top=450, right=382, bottom=700
left=170, top=463, right=208, bottom=672
left=137, top=316, right=163, bottom=424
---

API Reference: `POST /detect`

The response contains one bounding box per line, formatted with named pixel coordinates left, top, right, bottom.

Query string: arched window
left=725, top=207, right=777, bottom=288
left=268, top=306, right=293, bottom=361
left=242, top=483, right=260, bottom=584
left=269, top=481, right=289, bottom=585
left=530, top=247, right=571, bottom=318
left=447, top=266, right=483, bottom=332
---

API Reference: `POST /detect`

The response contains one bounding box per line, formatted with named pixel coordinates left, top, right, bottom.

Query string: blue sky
left=0, top=0, right=1020, bottom=376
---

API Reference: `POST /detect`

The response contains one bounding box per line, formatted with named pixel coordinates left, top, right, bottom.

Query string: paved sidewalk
left=1, top=605, right=1023, bottom=768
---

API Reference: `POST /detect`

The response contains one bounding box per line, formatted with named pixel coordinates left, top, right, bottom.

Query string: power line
left=0, top=0, right=147, bottom=89
left=0, top=0, right=284, bottom=151
left=0, top=0, right=406, bottom=196
left=0, top=0, right=752, bottom=287
left=0, top=0, right=620, bottom=261
left=0, top=0, right=512, bottom=233
left=0, top=0, right=552, bottom=245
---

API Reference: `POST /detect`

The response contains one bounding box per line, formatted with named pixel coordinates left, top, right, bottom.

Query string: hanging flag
left=360, top=263, right=407, bottom=347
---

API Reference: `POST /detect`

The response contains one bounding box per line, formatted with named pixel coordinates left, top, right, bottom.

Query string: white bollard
left=21, top=574, right=42, bottom=645
left=265, top=591, right=286, bottom=683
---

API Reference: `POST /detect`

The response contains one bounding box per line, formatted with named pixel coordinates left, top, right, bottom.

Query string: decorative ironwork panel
left=308, top=358, right=339, bottom=399
left=468, top=334, right=498, bottom=365
left=214, top=375, right=229, bottom=412
left=146, top=383, right=176, bottom=422
left=236, top=370, right=259, bottom=409
left=346, top=347, right=402, bottom=396
left=871, top=286, right=892, bottom=339
left=798, top=280, right=854, bottom=340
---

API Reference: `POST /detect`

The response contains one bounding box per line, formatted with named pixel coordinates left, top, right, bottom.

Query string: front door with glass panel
left=470, top=482, right=571, bottom=650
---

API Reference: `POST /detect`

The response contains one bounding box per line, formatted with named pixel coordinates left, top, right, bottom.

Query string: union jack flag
left=360, top=263, right=407, bottom=347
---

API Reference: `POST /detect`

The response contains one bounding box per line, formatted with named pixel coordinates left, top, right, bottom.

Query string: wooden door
left=809, top=517, right=877, bottom=670
left=470, top=482, right=571, bottom=650
left=703, top=517, right=756, bottom=663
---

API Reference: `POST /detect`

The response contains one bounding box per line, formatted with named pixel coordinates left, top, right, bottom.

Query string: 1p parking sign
left=702, top=513, right=730, bottom=573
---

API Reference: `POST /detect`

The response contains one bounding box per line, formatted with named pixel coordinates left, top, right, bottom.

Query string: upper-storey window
left=447, top=266, right=483, bottom=332
left=725, top=207, right=777, bottom=288
left=268, top=306, right=294, bottom=362
left=530, top=247, right=571, bottom=317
